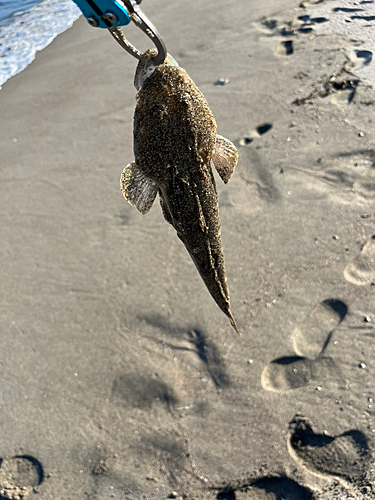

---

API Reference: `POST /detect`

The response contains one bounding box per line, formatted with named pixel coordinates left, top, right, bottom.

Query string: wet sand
left=0, top=0, right=375, bottom=498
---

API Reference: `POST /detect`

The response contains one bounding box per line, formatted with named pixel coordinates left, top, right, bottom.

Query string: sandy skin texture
left=121, top=50, right=239, bottom=334
left=0, top=0, right=375, bottom=498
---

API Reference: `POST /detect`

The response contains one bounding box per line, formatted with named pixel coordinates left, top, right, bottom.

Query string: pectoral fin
left=212, top=135, right=239, bottom=184
left=120, top=162, right=158, bottom=215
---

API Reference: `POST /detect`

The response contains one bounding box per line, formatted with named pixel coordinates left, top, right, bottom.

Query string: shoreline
left=0, top=0, right=80, bottom=88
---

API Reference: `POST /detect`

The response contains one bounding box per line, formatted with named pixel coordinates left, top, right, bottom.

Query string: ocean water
left=1, top=0, right=375, bottom=90
left=0, top=0, right=81, bottom=87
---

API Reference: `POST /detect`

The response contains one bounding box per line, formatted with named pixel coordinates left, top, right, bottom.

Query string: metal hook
left=109, top=0, right=167, bottom=65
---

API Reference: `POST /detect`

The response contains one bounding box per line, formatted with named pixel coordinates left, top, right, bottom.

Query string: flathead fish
left=121, top=49, right=239, bottom=334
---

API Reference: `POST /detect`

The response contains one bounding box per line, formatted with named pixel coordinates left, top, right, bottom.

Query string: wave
left=0, top=0, right=81, bottom=88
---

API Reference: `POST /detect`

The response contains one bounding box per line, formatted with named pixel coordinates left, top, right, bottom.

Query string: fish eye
left=151, top=106, right=165, bottom=119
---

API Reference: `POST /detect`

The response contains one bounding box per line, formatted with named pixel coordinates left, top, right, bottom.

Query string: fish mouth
left=134, top=51, right=179, bottom=90
left=134, top=60, right=156, bottom=91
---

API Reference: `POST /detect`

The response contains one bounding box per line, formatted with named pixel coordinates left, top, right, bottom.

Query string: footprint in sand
left=353, top=167, right=375, bottom=202
left=217, top=475, right=314, bottom=499
left=329, top=78, right=359, bottom=106
left=0, top=455, right=44, bottom=499
left=356, top=49, right=373, bottom=66
left=344, top=235, right=375, bottom=286
left=288, top=415, right=370, bottom=485
left=261, top=355, right=338, bottom=393
left=275, top=40, right=294, bottom=56
left=261, top=299, right=347, bottom=392
left=300, top=0, right=329, bottom=7
left=291, top=299, right=347, bottom=359
left=238, top=123, right=273, bottom=146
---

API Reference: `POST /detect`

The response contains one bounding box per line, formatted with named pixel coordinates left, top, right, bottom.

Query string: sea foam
left=0, top=0, right=81, bottom=88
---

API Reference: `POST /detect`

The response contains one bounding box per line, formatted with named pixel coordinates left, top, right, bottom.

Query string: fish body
left=121, top=50, right=239, bottom=333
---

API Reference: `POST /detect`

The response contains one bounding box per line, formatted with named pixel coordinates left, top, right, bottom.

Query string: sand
left=0, top=0, right=375, bottom=498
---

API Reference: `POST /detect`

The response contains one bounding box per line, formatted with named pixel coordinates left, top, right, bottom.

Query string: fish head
left=134, top=49, right=179, bottom=91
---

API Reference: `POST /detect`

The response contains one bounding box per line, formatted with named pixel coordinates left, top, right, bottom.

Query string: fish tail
left=228, top=311, right=241, bottom=336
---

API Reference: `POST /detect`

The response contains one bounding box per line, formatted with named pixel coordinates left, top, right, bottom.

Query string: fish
left=120, top=49, right=240, bottom=334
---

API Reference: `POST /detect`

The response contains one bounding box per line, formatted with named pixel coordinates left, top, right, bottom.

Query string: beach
left=0, top=0, right=375, bottom=498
